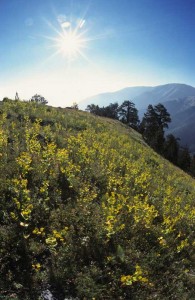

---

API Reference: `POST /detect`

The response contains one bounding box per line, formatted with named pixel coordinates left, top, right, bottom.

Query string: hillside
left=79, top=83, right=195, bottom=110
left=0, top=100, right=194, bottom=299
left=169, top=109, right=195, bottom=151
left=80, top=83, right=195, bottom=152
left=79, top=86, right=151, bottom=109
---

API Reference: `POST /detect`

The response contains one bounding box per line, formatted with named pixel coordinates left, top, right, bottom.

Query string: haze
left=0, top=0, right=195, bottom=107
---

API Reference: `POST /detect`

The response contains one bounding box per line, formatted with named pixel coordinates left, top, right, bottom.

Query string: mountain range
left=80, top=83, right=195, bottom=153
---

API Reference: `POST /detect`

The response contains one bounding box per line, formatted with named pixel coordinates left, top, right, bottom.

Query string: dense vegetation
left=87, top=101, right=195, bottom=175
left=0, top=99, right=194, bottom=299
left=86, top=101, right=139, bottom=130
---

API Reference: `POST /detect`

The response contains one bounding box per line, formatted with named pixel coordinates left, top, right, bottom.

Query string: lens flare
left=56, top=29, right=86, bottom=59
left=44, top=15, right=110, bottom=63
left=44, top=17, right=88, bottom=62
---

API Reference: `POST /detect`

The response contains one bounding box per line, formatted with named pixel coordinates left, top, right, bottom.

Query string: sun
left=44, top=14, right=112, bottom=63
left=56, top=30, right=85, bottom=59
left=45, top=18, right=89, bottom=62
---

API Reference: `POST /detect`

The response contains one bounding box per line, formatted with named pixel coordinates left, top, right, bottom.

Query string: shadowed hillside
left=0, top=100, right=194, bottom=299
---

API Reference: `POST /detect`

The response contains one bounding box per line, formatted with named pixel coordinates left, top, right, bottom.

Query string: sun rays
left=43, top=11, right=114, bottom=65
left=44, top=17, right=89, bottom=62
left=55, top=28, right=87, bottom=60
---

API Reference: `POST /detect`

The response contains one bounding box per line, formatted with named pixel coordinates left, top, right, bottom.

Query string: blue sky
left=0, top=0, right=195, bottom=107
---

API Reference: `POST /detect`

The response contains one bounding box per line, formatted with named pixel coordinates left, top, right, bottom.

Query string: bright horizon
left=1, top=0, right=195, bottom=107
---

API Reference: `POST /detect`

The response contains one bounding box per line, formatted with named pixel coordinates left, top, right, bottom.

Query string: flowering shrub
left=0, top=100, right=194, bottom=299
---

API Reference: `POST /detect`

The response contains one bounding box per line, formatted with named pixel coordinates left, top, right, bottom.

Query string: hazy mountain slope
left=163, top=96, right=195, bottom=115
left=166, top=105, right=195, bottom=151
left=80, top=83, right=195, bottom=152
left=79, top=86, right=152, bottom=109
left=0, top=100, right=194, bottom=299
left=133, top=84, right=195, bottom=109
left=161, top=97, right=195, bottom=152
left=80, top=83, right=195, bottom=110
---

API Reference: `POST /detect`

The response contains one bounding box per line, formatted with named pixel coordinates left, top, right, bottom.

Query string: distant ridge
left=80, top=83, right=195, bottom=152
left=79, top=83, right=195, bottom=110
left=79, top=86, right=151, bottom=109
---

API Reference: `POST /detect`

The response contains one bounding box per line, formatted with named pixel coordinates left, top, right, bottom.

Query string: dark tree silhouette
left=190, top=155, right=195, bottom=176
left=86, top=104, right=102, bottom=115
left=141, top=103, right=171, bottom=153
left=71, top=102, right=79, bottom=110
left=15, top=92, right=20, bottom=101
left=164, top=134, right=180, bottom=164
left=118, top=100, right=139, bottom=129
left=154, top=103, right=171, bottom=128
left=103, top=102, right=119, bottom=119
left=30, top=94, right=48, bottom=105
left=178, top=146, right=191, bottom=172
left=86, top=103, right=119, bottom=119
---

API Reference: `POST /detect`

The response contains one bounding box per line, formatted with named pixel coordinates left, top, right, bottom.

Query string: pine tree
left=103, top=102, right=119, bottom=119
left=86, top=104, right=102, bottom=115
left=178, top=146, right=191, bottom=172
left=30, top=94, right=48, bottom=104
left=164, top=134, right=180, bottom=164
left=154, top=103, right=171, bottom=128
left=71, top=102, right=79, bottom=110
left=15, top=92, right=19, bottom=100
left=118, top=100, right=139, bottom=129
left=190, top=155, right=195, bottom=176
left=141, top=103, right=171, bottom=153
left=86, top=103, right=119, bottom=119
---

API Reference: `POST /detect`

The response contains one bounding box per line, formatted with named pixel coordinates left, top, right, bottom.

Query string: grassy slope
left=0, top=100, right=194, bottom=299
